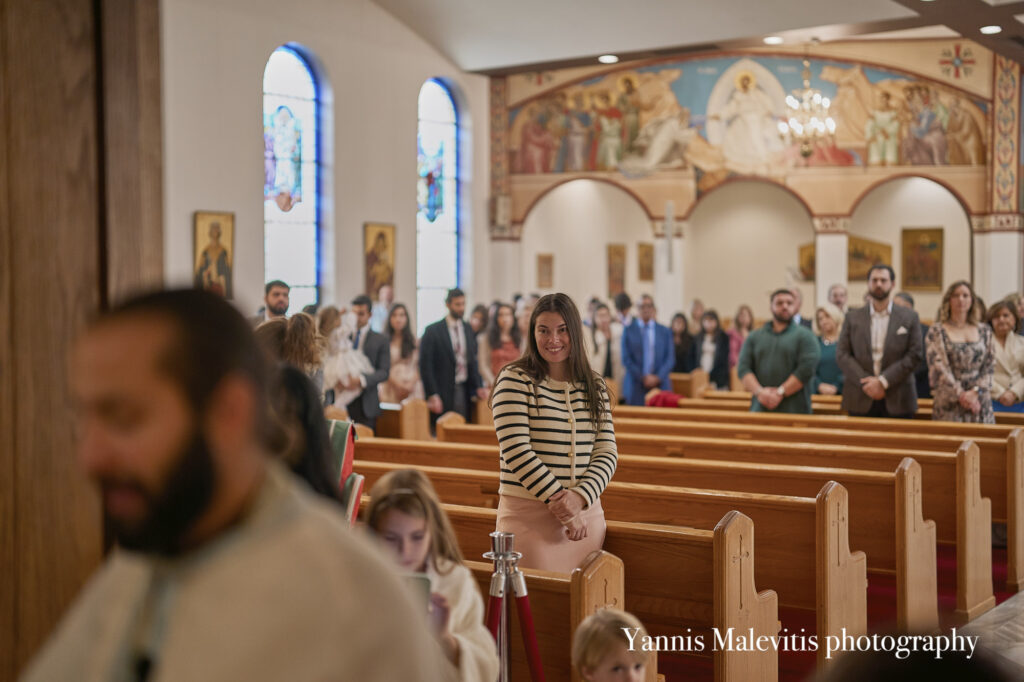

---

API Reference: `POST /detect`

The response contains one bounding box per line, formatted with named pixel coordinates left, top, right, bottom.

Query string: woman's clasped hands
left=548, top=489, right=587, bottom=541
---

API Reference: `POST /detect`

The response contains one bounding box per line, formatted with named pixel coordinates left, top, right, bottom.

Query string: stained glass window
left=263, top=46, right=320, bottom=312
left=417, top=79, right=460, bottom=335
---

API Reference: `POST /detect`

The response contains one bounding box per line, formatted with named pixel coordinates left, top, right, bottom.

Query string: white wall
left=974, top=231, right=1024, bottom=307
left=848, top=177, right=971, bottom=320
left=518, top=180, right=653, bottom=314
left=684, top=181, right=815, bottom=323
left=161, top=0, right=489, bottom=330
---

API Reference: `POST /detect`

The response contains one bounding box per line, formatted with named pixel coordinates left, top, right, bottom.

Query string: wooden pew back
left=355, top=459, right=866, bottom=662
left=356, top=437, right=937, bottom=631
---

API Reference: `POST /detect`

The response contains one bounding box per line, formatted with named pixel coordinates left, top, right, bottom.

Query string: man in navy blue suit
left=621, top=294, right=674, bottom=405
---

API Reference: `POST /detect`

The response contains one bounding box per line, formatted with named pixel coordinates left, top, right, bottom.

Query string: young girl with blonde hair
left=572, top=608, right=650, bottom=682
left=366, top=469, right=499, bottom=682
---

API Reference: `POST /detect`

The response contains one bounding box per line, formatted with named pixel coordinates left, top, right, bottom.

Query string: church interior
left=5, top=0, right=1024, bottom=680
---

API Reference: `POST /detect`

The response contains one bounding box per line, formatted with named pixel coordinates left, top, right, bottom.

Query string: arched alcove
left=848, top=177, right=971, bottom=318
left=686, top=180, right=815, bottom=319
left=520, top=179, right=651, bottom=310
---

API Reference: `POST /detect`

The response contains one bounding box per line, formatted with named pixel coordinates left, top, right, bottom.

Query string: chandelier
left=777, top=56, right=836, bottom=159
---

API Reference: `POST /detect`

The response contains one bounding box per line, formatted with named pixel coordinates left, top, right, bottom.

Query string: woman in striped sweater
left=490, top=293, right=618, bottom=572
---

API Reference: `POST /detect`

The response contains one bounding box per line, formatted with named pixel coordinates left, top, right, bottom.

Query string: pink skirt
left=495, top=494, right=606, bottom=573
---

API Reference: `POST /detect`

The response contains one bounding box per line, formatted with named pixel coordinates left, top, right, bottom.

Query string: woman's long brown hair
left=497, top=293, right=608, bottom=428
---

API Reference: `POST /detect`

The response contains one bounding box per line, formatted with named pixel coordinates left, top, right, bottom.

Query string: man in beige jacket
left=21, top=290, right=447, bottom=682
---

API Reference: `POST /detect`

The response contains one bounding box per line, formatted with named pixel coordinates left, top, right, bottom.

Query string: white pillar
left=491, top=239, right=522, bottom=303
left=654, top=203, right=685, bottom=316
left=973, top=231, right=1024, bottom=303
left=815, top=232, right=848, bottom=307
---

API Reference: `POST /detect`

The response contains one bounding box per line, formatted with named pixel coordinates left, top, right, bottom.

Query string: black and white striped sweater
left=491, top=367, right=617, bottom=506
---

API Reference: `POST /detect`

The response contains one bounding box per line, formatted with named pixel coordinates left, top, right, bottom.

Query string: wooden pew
left=670, top=369, right=709, bottom=398
left=356, top=460, right=866, bottom=665
left=435, top=417, right=994, bottom=622
left=604, top=407, right=1024, bottom=594
left=376, top=398, right=431, bottom=440
left=435, top=502, right=778, bottom=682
left=690, top=390, right=1024, bottom=425
left=357, top=437, right=937, bottom=632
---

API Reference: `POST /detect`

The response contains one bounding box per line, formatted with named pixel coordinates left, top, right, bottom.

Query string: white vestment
left=20, top=462, right=450, bottom=682
left=427, top=559, right=500, bottom=682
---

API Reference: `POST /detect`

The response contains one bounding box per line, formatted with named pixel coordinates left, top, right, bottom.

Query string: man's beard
left=268, top=302, right=288, bottom=315
left=101, top=428, right=217, bottom=556
left=772, top=312, right=793, bottom=324
left=869, top=287, right=891, bottom=301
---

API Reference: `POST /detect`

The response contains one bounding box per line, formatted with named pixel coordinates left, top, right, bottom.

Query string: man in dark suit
left=420, top=288, right=487, bottom=424
left=790, top=286, right=813, bottom=329
left=893, top=291, right=931, bottom=400
left=621, top=294, right=674, bottom=405
left=344, top=294, right=390, bottom=430
left=837, top=265, right=923, bottom=418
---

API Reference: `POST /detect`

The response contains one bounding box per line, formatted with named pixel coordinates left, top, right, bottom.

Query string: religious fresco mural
left=507, top=54, right=989, bottom=193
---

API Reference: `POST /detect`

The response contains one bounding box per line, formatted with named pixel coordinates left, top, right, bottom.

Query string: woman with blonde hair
left=812, top=303, right=845, bottom=395
left=727, top=304, right=754, bottom=368
left=572, top=608, right=649, bottom=682
left=366, top=469, right=499, bottom=682
left=925, top=280, right=995, bottom=423
left=490, top=293, right=617, bottom=572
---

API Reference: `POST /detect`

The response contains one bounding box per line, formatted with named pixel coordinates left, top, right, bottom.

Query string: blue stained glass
left=416, top=79, right=460, bottom=336
left=418, top=137, right=444, bottom=222
left=264, top=105, right=303, bottom=210
left=263, top=44, right=320, bottom=304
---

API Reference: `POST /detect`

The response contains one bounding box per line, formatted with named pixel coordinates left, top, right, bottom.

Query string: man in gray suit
left=837, top=264, right=923, bottom=418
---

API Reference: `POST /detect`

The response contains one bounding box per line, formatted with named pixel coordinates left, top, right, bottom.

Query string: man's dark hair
left=351, top=294, right=372, bottom=309
left=446, top=288, right=465, bottom=304
left=99, top=289, right=269, bottom=418
left=894, top=291, right=915, bottom=308
left=867, top=264, right=896, bottom=282
left=265, top=280, right=290, bottom=295
left=613, top=292, right=632, bottom=313
left=770, top=288, right=794, bottom=302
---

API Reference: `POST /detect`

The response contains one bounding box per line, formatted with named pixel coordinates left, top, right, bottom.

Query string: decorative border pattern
left=489, top=77, right=509, bottom=197
left=971, top=213, right=1024, bottom=232
left=992, top=56, right=1019, bottom=213
left=812, top=216, right=851, bottom=234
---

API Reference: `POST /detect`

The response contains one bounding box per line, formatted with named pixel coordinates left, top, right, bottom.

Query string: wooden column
left=0, top=1, right=162, bottom=678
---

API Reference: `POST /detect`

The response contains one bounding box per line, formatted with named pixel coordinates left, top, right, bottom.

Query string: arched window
left=263, top=45, right=321, bottom=312
left=416, top=79, right=460, bottom=335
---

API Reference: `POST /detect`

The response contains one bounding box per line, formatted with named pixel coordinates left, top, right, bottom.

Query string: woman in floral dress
left=925, top=280, right=995, bottom=424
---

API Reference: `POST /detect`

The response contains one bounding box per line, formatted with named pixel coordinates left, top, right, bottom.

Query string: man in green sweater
left=737, top=288, right=821, bottom=414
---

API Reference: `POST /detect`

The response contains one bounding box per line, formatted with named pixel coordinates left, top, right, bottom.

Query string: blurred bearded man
left=21, top=289, right=445, bottom=682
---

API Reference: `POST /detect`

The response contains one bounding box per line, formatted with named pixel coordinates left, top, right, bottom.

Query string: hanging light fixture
left=777, top=40, right=836, bottom=159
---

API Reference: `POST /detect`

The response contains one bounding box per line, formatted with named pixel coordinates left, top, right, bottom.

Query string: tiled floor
left=962, top=590, right=1024, bottom=677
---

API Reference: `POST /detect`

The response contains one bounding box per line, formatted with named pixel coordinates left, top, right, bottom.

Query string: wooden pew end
left=436, top=411, right=467, bottom=442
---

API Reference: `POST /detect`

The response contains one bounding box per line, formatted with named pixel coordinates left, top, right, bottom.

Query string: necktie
left=643, top=322, right=654, bottom=375
left=354, top=328, right=361, bottom=350
left=453, top=324, right=466, bottom=379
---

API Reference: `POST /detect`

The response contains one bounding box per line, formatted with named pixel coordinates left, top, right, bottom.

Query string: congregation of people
left=256, top=262, right=1024, bottom=430
left=24, top=271, right=1023, bottom=682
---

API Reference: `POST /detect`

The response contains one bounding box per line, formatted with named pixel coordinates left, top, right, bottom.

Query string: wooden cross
left=603, top=578, right=620, bottom=608
left=833, top=500, right=846, bottom=566
left=733, top=534, right=750, bottom=609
